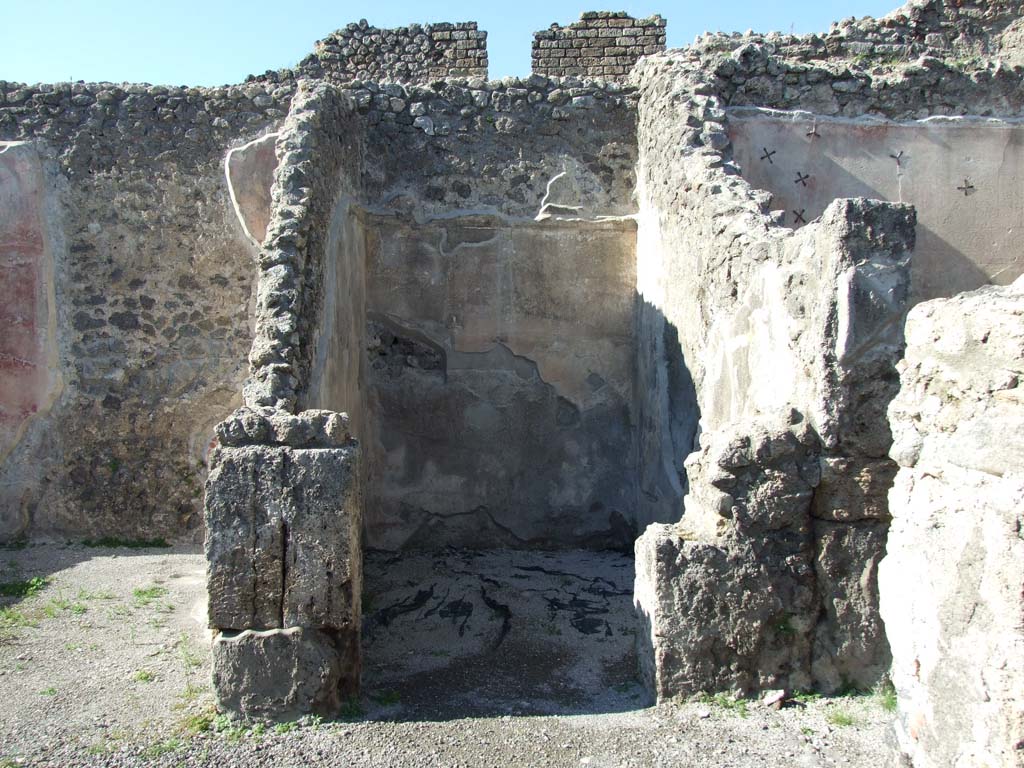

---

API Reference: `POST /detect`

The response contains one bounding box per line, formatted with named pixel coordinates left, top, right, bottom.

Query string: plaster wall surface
left=728, top=109, right=1024, bottom=300
left=303, top=198, right=367, bottom=440
left=362, top=214, right=640, bottom=551
left=225, top=133, right=279, bottom=245
left=0, top=143, right=62, bottom=534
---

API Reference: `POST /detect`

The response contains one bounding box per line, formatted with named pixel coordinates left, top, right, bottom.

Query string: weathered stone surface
left=635, top=414, right=820, bottom=700
left=632, top=39, right=915, bottom=699
left=881, top=276, right=1024, bottom=768
left=532, top=13, right=666, bottom=81
left=811, top=519, right=889, bottom=693
left=212, top=626, right=359, bottom=721
left=309, top=21, right=488, bottom=84
left=0, top=142, right=62, bottom=538
left=205, top=434, right=361, bottom=632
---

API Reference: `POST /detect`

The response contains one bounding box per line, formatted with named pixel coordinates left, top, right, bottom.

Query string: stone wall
left=690, top=10, right=1024, bottom=120
left=357, top=76, right=638, bottom=219
left=532, top=12, right=666, bottom=81
left=312, top=21, right=487, bottom=83
left=823, top=0, right=1023, bottom=63
left=881, top=276, right=1024, bottom=767
left=205, top=82, right=366, bottom=720
left=632, top=47, right=915, bottom=697
left=242, top=81, right=363, bottom=412
left=691, top=0, right=1024, bottom=75
left=630, top=0, right=1024, bottom=704
left=250, top=21, right=488, bottom=85
left=0, top=80, right=290, bottom=543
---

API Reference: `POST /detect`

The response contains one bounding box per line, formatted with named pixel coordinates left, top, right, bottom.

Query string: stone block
left=634, top=414, right=820, bottom=700
left=811, top=456, right=896, bottom=522
left=881, top=276, right=1024, bottom=767
left=205, top=436, right=361, bottom=632
left=212, top=626, right=359, bottom=721
left=811, top=518, right=890, bottom=693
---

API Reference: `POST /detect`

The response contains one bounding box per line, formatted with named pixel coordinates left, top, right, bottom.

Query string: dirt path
left=0, top=544, right=895, bottom=767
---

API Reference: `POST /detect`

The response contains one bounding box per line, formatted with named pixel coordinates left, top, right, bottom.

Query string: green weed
left=0, top=576, right=47, bottom=598
left=697, top=692, right=749, bottom=718
left=176, top=682, right=208, bottom=705
left=875, top=678, right=898, bottom=713
left=141, top=737, right=182, bottom=758
left=132, top=585, right=169, bottom=607
left=76, top=588, right=116, bottom=601
left=371, top=689, right=401, bottom=706
left=40, top=686, right=57, bottom=696
left=827, top=709, right=856, bottom=727
left=133, top=670, right=156, bottom=683
left=177, top=633, right=203, bottom=669
left=179, top=707, right=216, bottom=735
left=338, top=698, right=364, bottom=719
left=212, top=714, right=247, bottom=741
left=0, top=606, right=36, bottom=632
left=791, top=690, right=822, bottom=704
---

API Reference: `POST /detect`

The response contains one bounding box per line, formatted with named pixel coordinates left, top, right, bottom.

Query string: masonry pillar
left=205, top=406, right=362, bottom=720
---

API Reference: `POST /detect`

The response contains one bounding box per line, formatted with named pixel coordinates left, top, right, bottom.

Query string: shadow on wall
left=728, top=111, right=1021, bottom=302
left=752, top=143, right=991, bottom=301
left=351, top=211, right=700, bottom=554
left=635, top=296, right=700, bottom=533
left=361, top=295, right=699, bottom=554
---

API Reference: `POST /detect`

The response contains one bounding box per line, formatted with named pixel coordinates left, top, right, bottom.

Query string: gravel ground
left=0, top=543, right=896, bottom=767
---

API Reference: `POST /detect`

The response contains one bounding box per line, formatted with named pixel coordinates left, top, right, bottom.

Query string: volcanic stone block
left=810, top=518, right=890, bottom=693
left=212, top=627, right=359, bottom=721
left=634, top=413, right=820, bottom=700
left=205, top=442, right=361, bottom=632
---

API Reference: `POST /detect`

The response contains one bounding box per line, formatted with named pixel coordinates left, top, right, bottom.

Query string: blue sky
left=4, top=1, right=899, bottom=86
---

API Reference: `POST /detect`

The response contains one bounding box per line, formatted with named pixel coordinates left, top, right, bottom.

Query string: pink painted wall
left=0, top=144, right=52, bottom=461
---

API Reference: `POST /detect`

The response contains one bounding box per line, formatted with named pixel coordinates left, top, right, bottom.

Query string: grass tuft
left=140, top=737, right=182, bottom=758
left=875, top=678, right=898, bottom=713
left=339, top=697, right=364, bottom=719
left=0, top=576, right=47, bottom=598
left=132, top=585, right=169, bottom=607
left=179, top=706, right=216, bottom=735
left=697, top=692, right=749, bottom=718
left=176, top=633, right=204, bottom=669
left=827, top=709, right=857, bottom=727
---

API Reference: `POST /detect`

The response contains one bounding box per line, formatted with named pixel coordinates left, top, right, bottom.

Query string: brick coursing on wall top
left=250, top=20, right=488, bottom=85
left=532, top=12, right=666, bottom=81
